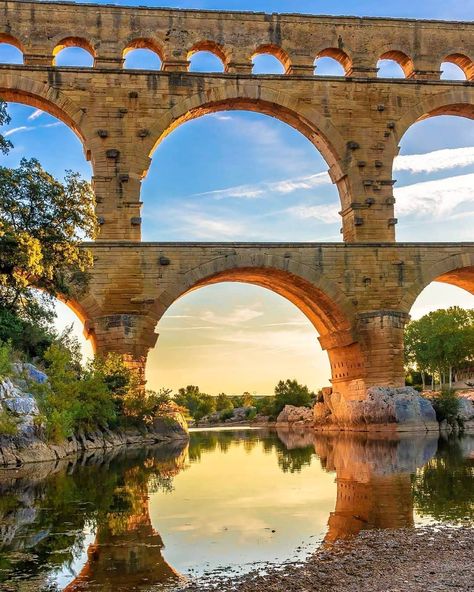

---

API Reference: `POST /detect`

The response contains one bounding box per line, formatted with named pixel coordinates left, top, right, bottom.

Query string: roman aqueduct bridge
left=1, top=1, right=474, bottom=410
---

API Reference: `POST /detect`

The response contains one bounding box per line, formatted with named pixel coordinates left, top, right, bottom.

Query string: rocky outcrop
left=313, top=387, right=439, bottom=432
left=276, top=405, right=314, bottom=428
left=0, top=365, right=188, bottom=468
left=0, top=423, right=188, bottom=468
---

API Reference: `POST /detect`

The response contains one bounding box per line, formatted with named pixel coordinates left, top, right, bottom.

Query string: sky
left=1, top=0, right=474, bottom=395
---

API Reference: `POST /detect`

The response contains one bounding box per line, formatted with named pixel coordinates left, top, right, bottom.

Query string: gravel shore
left=178, top=526, right=474, bottom=592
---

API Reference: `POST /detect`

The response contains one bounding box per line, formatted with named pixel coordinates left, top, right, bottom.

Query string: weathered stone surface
left=276, top=405, right=314, bottom=427
left=314, top=387, right=439, bottom=432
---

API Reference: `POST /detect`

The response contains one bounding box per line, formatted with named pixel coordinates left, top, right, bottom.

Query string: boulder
left=12, top=363, right=48, bottom=384
left=313, top=387, right=439, bottom=432
left=276, top=405, right=314, bottom=426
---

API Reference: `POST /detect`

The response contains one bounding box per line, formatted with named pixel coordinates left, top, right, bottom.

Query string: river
left=0, top=428, right=472, bottom=591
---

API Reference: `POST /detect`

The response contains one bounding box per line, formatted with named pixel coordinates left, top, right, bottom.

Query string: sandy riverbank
left=177, top=526, right=474, bottom=592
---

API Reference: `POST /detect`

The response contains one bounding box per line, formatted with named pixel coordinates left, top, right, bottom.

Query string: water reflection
left=0, top=431, right=472, bottom=591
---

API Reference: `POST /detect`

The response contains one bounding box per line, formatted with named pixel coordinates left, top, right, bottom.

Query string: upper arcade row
left=1, top=0, right=473, bottom=80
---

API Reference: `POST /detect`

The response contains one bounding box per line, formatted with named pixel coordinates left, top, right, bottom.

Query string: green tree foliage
left=0, top=158, right=97, bottom=320
left=215, top=392, right=234, bottom=412
left=431, top=389, right=461, bottom=426
left=174, top=385, right=217, bottom=421
left=33, top=344, right=116, bottom=442
left=273, top=379, right=315, bottom=416
left=404, top=306, right=474, bottom=389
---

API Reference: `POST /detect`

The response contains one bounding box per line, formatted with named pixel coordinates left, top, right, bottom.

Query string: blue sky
left=1, top=0, right=474, bottom=394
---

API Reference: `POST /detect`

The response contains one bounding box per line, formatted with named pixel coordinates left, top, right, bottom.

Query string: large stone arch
left=400, top=252, right=474, bottom=313
left=395, top=88, right=474, bottom=142
left=0, top=72, right=92, bottom=147
left=150, top=253, right=367, bottom=396
left=145, top=83, right=348, bottom=193
left=152, top=252, right=355, bottom=334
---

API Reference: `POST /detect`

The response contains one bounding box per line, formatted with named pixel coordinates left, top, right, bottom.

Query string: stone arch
left=153, top=253, right=356, bottom=335
left=396, top=90, right=474, bottom=140
left=400, top=252, right=474, bottom=313
left=187, top=41, right=228, bottom=70
left=150, top=253, right=365, bottom=393
left=441, top=53, right=474, bottom=80
left=377, top=50, right=414, bottom=78
left=315, top=48, right=352, bottom=75
left=123, top=37, right=164, bottom=64
left=252, top=44, right=291, bottom=73
left=0, top=33, right=25, bottom=54
left=52, top=37, right=97, bottom=65
left=146, top=83, right=347, bottom=192
left=0, top=73, right=91, bottom=146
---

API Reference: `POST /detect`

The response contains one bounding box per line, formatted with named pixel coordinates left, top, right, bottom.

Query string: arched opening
left=0, top=35, right=23, bottom=64
left=252, top=45, right=289, bottom=74
left=53, top=38, right=95, bottom=67
left=441, top=54, right=472, bottom=80
left=188, top=42, right=226, bottom=72
left=314, top=49, right=350, bottom=76
left=123, top=39, right=162, bottom=70
left=147, top=283, right=331, bottom=395
left=147, top=262, right=361, bottom=396
left=142, top=107, right=342, bottom=242
left=377, top=51, right=413, bottom=78
left=395, top=106, right=474, bottom=241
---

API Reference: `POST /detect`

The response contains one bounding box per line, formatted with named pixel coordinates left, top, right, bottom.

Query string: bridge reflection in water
left=0, top=431, right=471, bottom=591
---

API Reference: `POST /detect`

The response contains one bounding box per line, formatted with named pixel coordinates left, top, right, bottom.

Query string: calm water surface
left=0, top=429, right=472, bottom=591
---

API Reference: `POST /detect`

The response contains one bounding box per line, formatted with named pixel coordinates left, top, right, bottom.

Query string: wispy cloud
left=200, top=306, right=264, bottom=326
left=286, top=203, right=340, bottom=224
left=27, top=109, right=44, bottom=121
left=394, top=146, right=474, bottom=174
left=395, top=172, right=474, bottom=217
left=193, top=172, right=331, bottom=200
left=4, top=126, right=32, bottom=137
left=4, top=121, right=63, bottom=137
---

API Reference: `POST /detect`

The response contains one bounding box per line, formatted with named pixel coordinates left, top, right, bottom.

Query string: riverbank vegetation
left=404, top=307, right=474, bottom=391
left=174, top=379, right=316, bottom=423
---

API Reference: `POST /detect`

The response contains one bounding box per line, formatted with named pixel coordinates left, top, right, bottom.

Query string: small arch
left=252, top=44, right=290, bottom=74
left=314, top=48, right=351, bottom=76
left=188, top=41, right=227, bottom=72
left=377, top=51, right=413, bottom=79
left=53, top=37, right=95, bottom=67
left=441, top=54, right=473, bottom=80
left=0, top=34, right=24, bottom=64
left=123, top=38, right=163, bottom=69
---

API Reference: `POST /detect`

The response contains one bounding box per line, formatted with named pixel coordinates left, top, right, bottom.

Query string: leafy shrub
left=431, top=389, right=460, bottom=425
left=273, top=379, right=314, bottom=416
left=0, top=408, right=18, bottom=436
left=246, top=408, right=257, bottom=420
left=0, top=340, right=12, bottom=377
left=220, top=409, right=234, bottom=422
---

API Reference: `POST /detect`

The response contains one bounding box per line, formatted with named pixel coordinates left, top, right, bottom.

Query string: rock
left=276, top=405, right=314, bottom=426
left=4, top=396, right=39, bottom=416
left=457, top=397, right=474, bottom=422
left=12, top=363, right=48, bottom=384
left=314, top=387, right=439, bottom=432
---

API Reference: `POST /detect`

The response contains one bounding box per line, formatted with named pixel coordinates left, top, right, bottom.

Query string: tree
left=404, top=307, right=474, bottom=390
left=216, top=392, right=233, bottom=412
left=0, top=158, right=97, bottom=322
left=273, top=379, right=314, bottom=415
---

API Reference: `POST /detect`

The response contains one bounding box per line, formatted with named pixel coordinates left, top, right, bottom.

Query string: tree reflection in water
left=0, top=431, right=472, bottom=591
